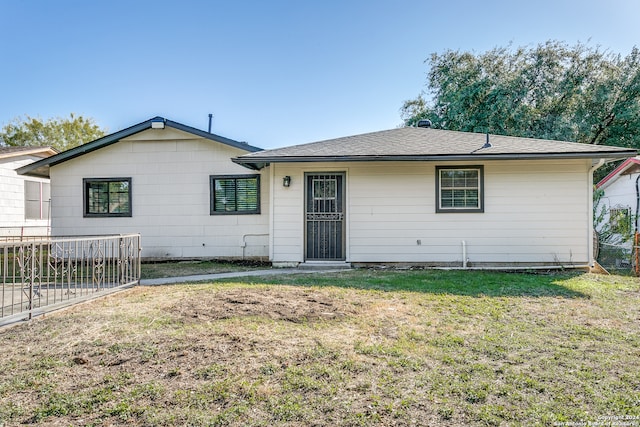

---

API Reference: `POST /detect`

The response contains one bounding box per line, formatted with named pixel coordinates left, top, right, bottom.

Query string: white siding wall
left=597, top=171, right=639, bottom=249
left=271, top=160, right=592, bottom=266
left=598, top=172, right=639, bottom=225
left=0, top=156, right=50, bottom=235
left=50, top=128, right=269, bottom=259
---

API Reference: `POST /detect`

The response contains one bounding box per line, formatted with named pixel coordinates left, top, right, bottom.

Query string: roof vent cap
left=417, top=119, right=432, bottom=128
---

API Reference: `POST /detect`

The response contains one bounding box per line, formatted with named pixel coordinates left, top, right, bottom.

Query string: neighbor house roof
left=17, top=117, right=262, bottom=178
left=596, top=156, right=640, bottom=189
left=0, top=146, right=58, bottom=160
left=233, top=127, right=636, bottom=170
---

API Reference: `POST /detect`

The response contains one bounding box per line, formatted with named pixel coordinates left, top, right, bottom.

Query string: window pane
left=215, top=179, right=237, bottom=211
left=25, top=181, right=41, bottom=219
left=212, top=176, right=259, bottom=214
left=441, top=189, right=454, bottom=207
left=40, top=183, right=50, bottom=219
left=236, top=178, right=258, bottom=211
left=88, top=182, right=109, bottom=214
left=109, top=182, right=130, bottom=213
left=438, top=167, right=482, bottom=211
left=85, top=179, right=131, bottom=216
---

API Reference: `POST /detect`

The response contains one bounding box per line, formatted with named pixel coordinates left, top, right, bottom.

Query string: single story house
left=232, top=125, right=635, bottom=268
left=19, top=117, right=636, bottom=268
left=595, top=156, right=640, bottom=241
left=0, top=146, right=57, bottom=237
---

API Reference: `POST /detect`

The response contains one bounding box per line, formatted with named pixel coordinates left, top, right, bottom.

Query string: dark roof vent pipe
left=417, top=119, right=432, bottom=128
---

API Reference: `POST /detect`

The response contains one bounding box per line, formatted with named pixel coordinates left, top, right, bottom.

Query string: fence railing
left=0, top=234, right=141, bottom=325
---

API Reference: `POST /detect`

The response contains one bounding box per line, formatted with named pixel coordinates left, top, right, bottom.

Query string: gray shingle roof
left=233, top=127, right=637, bottom=170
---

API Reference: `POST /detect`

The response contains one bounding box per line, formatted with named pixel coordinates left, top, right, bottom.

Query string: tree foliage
left=401, top=41, right=640, bottom=150
left=0, top=113, right=106, bottom=152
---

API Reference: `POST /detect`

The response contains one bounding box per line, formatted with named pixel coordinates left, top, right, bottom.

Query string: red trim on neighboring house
left=596, top=157, right=640, bottom=188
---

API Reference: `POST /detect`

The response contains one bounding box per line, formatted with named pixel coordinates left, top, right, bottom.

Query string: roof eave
left=17, top=117, right=263, bottom=178
left=233, top=150, right=637, bottom=170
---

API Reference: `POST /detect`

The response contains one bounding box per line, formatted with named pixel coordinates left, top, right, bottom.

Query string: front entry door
left=305, top=173, right=345, bottom=261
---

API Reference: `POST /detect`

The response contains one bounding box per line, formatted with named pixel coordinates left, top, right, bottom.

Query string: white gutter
left=588, top=159, right=606, bottom=267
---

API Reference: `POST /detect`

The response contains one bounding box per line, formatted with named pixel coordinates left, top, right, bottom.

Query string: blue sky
left=1, top=0, right=638, bottom=149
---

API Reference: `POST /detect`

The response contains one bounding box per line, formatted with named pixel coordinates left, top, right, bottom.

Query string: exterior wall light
left=283, top=176, right=291, bottom=187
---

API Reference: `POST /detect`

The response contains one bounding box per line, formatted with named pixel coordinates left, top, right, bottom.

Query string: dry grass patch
left=0, top=271, right=638, bottom=426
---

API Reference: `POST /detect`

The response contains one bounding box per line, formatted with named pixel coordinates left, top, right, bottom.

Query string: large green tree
left=0, top=113, right=106, bottom=152
left=401, top=41, right=640, bottom=150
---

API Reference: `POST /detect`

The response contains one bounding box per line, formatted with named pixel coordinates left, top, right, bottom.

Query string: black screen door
left=305, top=173, right=345, bottom=261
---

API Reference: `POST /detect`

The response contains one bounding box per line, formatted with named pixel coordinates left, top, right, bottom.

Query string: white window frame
left=436, top=165, right=484, bottom=213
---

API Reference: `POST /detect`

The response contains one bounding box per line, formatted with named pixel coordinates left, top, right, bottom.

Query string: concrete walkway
left=139, top=268, right=343, bottom=286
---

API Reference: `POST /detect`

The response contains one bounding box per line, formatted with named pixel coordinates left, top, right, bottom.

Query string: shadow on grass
left=225, top=269, right=590, bottom=299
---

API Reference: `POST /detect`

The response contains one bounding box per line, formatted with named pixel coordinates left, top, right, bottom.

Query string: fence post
left=635, top=232, right=639, bottom=276
left=28, top=243, right=36, bottom=320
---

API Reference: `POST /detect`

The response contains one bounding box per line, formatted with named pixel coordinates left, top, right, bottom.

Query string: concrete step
left=297, top=262, right=352, bottom=271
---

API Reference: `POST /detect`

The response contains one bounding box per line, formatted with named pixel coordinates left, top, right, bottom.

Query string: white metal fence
left=0, top=234, right=141, bottom=325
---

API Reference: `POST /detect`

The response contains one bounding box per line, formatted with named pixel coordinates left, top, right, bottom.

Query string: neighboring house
left=18, top=117, right=268, bottom=259
left=233, top=126, right=635, bottom=268
left=0, top=146, right=57, bottom=237
left=595, top=156, right=640, bottom=243
left=19, top=117, right=636, bottom=268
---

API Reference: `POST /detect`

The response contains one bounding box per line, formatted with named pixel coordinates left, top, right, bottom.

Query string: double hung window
left=436, top=166, right=484, bottom=213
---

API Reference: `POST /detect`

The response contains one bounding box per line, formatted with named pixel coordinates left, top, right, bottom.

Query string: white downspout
left=589, top=159, right=605, bottom=268
left=462, top=240, right=468, bottom=269
left=268, top=165, right=275, bottom=262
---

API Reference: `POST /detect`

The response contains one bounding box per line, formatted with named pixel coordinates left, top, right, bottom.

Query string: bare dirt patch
left=167, top=286, right=358, bottom=323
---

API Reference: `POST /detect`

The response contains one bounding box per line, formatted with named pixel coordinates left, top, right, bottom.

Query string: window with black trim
left=84, top=178, right=132, bottom=217
left=436, top=166, right=484, bottom=213
left=210, top=175, right=260, bottom=214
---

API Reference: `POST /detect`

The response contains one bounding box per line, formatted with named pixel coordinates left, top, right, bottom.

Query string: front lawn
left=0, top=270, right=638, bottom=426
left=140, top=260, right=269, bottom=279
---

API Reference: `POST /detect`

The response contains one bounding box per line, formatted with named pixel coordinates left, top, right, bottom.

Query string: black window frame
left=210, top=174, right=261, bottom=215
left=435, top=165, right=484, bottom=213
left=83, top=178, right=132, bottom=218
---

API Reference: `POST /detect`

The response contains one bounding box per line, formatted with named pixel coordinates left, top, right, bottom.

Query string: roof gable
left=234, top=127, right=636, bottom=170
left=17, top=117, right=262, bottom=178
left=596, top=156, right=640, bottom=189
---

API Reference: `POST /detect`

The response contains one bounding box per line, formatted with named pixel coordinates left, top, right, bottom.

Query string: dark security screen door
left=305, top=173, right=345, bottom=261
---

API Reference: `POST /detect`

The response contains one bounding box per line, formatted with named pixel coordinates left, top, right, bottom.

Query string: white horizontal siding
left=0, top=157, right=50, bottom=231
left=271, top=160, right=592, bottom=265
left=50, top=128, right=269, bottom=259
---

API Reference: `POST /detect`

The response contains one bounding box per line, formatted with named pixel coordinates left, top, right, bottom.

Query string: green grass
left=0, top=269, right=637, bottom=426
left=140, top=260, right=269, bottom=279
